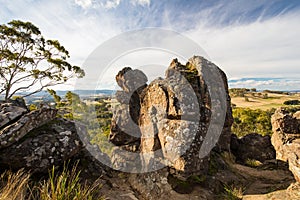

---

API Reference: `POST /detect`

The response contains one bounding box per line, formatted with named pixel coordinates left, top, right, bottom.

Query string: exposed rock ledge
left=0, top=100, right=108, bottom=177
left=271, top=108, right=300, bottom=182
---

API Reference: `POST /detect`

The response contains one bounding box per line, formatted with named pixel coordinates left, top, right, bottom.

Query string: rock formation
left=110, top=56, right=233, bottom=180
left=231, top=133, right=276, bottom=164
left=271, top=108, right=300, bottom=182
left=1, top=56, right=300, bottom=199
left=0, top=100, right=107, bottom=177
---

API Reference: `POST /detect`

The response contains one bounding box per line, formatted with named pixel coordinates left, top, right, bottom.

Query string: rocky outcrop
left=0, top=100, right=108, bottom=177
left=110, top=56, right=233, bottom=180
left=109, top=67, right=147, bottom=147
left=0, top=107, right=57, bottom=149
left=271, top=108, right=300, bottom=182
left=231, top=133, right=276, bottom=163
left=0, top=118, right=83, bottom=173
left=0, top=101, right=28, bottom=129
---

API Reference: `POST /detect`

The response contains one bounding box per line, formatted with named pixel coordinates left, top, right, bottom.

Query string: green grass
left=221, top=184, right=244, bottom=200
left=245, top=159, right=262, bottom=168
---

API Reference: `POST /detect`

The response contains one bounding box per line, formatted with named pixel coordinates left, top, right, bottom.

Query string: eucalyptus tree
left=0, top=20, right=84, bottom=100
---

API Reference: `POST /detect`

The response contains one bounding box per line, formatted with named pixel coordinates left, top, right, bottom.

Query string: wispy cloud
left=103, top=0, right=121, bottom=9
left=0, top=0, right=299, bottom=90
left=228, top=78, right=300, bottom=90
left=130, top=0, right=150, bottom=7
left=74, top=0, right=93, bottom=9
left=186, top=11, right=300, bottom=79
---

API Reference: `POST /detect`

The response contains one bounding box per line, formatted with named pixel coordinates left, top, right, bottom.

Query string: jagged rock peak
left=110, top=56, right=233, bottom=179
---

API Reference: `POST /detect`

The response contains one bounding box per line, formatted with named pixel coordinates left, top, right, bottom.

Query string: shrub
left=232, top=108, right=274, bottom=137
left=283, top=100, right=300, bottom=105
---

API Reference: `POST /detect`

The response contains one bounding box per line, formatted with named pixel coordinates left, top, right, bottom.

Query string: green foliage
left=29, top=104, right=37, bottom=111
left=47, top=89, right=113, bottom=155
left=245, top=159, right=262, bottom=168
left=283, top=100, right=300, bottom=105
left=263, top=90, right=290, bottom=95
left=47, top=89, right=61, bottom=103
left=221, top=184, right=244, bottom=200
left=0, top=20, right=84, bottom=100
left=47, top=90, right=88, bottom=120
left=229, top=88, right=250, bottom=97
left=232, top=107, right=274, bottom=137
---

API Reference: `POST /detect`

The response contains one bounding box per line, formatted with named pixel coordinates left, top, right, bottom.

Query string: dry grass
left=0, top=169, right=30, bottom=200
left=39, top=164, right=103, bottom=200
left=0, top=164, right=104, bottom=200
left=231, top=93, right=300, bottom=110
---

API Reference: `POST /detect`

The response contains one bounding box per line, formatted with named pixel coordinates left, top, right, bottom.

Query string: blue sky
left=1, top=0, right=300, bottom=90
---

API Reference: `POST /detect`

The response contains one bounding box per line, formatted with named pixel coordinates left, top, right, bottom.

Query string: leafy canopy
left=0, top=20, right=85, bottom=100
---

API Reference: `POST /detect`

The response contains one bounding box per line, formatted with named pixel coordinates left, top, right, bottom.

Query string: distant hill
left=18, top=90, right=116, bottom=97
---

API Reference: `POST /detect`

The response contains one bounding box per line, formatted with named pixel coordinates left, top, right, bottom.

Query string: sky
left=1, top=0, right=300, bottom=91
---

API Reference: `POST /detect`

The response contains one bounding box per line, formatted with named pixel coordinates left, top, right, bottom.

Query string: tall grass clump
left=0, top=162, right=104, bottom=200
left=0, top=169, right=30, bottom=200
left=221, top=184, right=244, bottom=200
left=39, top=163, right=103, bottom=200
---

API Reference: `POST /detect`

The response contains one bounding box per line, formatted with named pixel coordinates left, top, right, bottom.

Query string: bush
left=232, top=108, right=274, bottom=137
left=283, top=100, right=300, bottom=105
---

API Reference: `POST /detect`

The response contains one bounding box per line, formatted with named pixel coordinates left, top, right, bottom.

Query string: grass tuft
left=0, top=162, right=104, bottom=200
left=221, top=184, right=244, bottom=200
left=0, top=169, right=30, bottom=200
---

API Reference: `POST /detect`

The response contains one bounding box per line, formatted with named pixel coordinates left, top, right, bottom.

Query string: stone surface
left=0, top=102, right=28, bottom=129
left=271, top=108, right=300, bottom=182
left=0, top=107, right=57, bottom=149
left=110, top=56, right=233, bottom=180
left=109, top=67, right=147, bottom=149
left=0, top=100, right=108, bottom=177
left=231, top=133, right=276, bottom=163
left=0, top=118, right=84, bottom=173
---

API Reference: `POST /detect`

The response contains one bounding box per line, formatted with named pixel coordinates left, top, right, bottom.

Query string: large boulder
left=0, top=107, right=57, bottom=149
left=0, top=100, right=108, bottom=177
left=110, top=56, right=233, bottom=180
left=0, top=118, right=84, bottom=173
left=109, top=67, right=147, bottom=148
left=271, top=108, right=300, bottom=182
left=0, top=101, right=28, bottom=129
left=231, top=133, right=276, bottom=163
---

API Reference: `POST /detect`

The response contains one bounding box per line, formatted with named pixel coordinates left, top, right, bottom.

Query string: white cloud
left=74, top=0, right=93, bottom=9
left=130, top=0, right=150, bottom=7
left=185, top=11, right=300, bottom=80
left=1, top=0, right=299, bottom=91
left=103, top=0, right=121, bottom=9
left=228, top=78, right=300, bottom=90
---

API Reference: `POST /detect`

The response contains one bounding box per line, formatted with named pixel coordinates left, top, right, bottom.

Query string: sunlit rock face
left=110, top=56, right=233, bottom=179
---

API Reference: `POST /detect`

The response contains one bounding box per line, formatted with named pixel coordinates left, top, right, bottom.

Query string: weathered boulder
left=116, top=67, right=147, bottom=93
left=231, top=133, right=276, bottom=163
left=110, top=56, right=233, bottom=180
left=109, top=67, right=147, bottom=148
left=0, top=107, right=57, bottom=149
left=0, top=118, right=84, bottom=173
left=271, top=108, right=300, bottom=182
left=0, top=100, right=109, bottom=177
left=139, top=56, right=232, bottom=179
left=0, top=101, right=28, bottom=129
